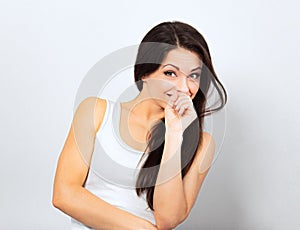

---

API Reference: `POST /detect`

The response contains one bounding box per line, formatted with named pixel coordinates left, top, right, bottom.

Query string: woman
left=52, top=21, right=227, bottom=229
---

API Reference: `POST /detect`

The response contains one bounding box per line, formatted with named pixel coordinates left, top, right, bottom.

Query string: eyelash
left=164, top=71, right=176, bottom=77
left=189, top=73, right=201, bottom=79
left=163, top=71, right=201, bottom=80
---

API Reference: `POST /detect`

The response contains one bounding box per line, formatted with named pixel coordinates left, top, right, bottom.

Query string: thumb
left=165, top=99, right=177, bottom=119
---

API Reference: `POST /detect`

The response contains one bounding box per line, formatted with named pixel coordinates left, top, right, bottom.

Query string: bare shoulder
left=192, top=131, right=216, bottom=173
left=93, top=97, right=108, bottom=133
left=74, top=97, right=107, bottom=133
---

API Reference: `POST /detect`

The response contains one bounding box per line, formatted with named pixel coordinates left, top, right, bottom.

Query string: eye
left=164, top=71, right=177, bottom=78
left=189, top=73, right=201, bottom=80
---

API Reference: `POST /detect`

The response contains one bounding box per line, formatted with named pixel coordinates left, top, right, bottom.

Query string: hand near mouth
left=164, top=90, right=197, bottom=134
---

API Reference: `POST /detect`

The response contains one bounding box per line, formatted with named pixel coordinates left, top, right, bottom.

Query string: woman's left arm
left=153, top=130, right=215, bottom=229
left=153, top=131, right=215, bottom=230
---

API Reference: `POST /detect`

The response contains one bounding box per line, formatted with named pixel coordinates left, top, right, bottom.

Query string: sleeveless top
left=70, top=99, right=155, bottom=229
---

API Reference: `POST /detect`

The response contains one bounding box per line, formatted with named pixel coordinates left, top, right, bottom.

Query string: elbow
left=156, top=219, right=182, bottom=230
left=155, top=210, right=187, bottom=230
left=52, top=184, right=70, bottom=210
left=156, top=221, right=174, bottom=230
left=52, top=192, right=62, bottom=209
left=52, top=188, right=63, bottom=209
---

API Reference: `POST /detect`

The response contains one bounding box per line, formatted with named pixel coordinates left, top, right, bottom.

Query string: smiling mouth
left=166, top=92, right=193, bottom=98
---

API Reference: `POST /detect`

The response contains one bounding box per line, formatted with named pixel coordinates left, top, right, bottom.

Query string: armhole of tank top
left=96, top=98, right=110, bottom=136
left=85, top=98, right=110, bottom=180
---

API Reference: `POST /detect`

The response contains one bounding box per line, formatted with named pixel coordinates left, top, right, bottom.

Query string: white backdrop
left=0, top=0, right=299, bottom=229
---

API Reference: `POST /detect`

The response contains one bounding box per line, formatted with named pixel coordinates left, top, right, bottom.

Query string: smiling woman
left=52, top=21, right=227, bottom=230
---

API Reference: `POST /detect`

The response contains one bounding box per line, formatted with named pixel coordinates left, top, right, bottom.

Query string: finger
left=167, top=97, right=175, bottom=107
left=175, top=97, right=190, bottom=111
left=174, top=92, right=190, bottom=104
left=174, top=95, right=189, bottom=106
left=178, top=103, right=189, bottom=116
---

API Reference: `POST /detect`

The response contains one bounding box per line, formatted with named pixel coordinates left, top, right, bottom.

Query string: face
left=142, top=47, right=203, bottom=106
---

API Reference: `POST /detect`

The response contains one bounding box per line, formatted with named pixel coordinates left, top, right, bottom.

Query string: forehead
left=161, top=47, right=202, bottom=68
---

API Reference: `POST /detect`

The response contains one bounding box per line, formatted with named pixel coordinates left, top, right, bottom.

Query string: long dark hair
left=134, top=21, right=227, bottom=211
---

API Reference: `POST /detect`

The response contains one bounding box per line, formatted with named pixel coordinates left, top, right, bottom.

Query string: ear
left=141, top=75, right=148, bottom=82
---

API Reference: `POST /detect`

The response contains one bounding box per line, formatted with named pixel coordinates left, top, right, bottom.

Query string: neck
left=121, top=87, right=166, bottom=125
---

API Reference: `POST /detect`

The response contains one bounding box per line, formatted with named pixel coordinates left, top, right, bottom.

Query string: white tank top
left=70, top=99, right=155, bottom=229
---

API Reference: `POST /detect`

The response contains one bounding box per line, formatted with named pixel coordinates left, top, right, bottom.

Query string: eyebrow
left=162, top=64, right=202, bottom=72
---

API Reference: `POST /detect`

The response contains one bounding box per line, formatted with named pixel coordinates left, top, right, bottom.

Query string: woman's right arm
left=52, top=97, right=157, bottom=230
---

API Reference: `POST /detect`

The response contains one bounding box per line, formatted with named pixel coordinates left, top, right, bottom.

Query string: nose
left=176, top=75, right=190, bottom=96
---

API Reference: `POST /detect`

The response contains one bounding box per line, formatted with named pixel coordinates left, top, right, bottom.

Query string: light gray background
left=0, top=0, right=299, bottom=229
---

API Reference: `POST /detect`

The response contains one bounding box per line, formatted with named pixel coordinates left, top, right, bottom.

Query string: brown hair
left=134, top=21, right=227, bottom=211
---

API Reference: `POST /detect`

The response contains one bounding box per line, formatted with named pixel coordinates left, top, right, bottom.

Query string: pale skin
left=52, top=47, right=216, bottom=230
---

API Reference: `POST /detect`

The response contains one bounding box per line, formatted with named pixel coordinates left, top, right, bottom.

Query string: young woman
left=52, top=21, right=227, bottom=229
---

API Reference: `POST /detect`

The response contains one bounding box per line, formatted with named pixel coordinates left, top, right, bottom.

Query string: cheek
left=148, top=78, right=175, bottom=94
left=160, top=80, right=176, bottom=90
left=189, top=81, right=200, bottom=94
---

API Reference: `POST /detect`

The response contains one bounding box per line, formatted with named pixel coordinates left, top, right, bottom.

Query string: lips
left=166, top=92, right=192, bottom=98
